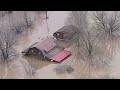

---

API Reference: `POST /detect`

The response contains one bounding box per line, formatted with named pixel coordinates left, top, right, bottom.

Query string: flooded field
left=0, top=11, right=120, bottom=79
left=16, top=11, right=74, bottom=79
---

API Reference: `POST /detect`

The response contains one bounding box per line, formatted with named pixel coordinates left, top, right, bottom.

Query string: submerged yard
left=12, top=11, right=74, bottom=79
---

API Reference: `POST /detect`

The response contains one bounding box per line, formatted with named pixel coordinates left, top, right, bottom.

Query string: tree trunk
left=24, top=12, right=29, bottom=27
left=45, top=11, right=48, bottom=19
left=77, top=35, right=80, bottom=47
left=109, top=29, right=112, bottom=37
left=46, top=19, right=49, bottom=37
left=1, top=62, right=8, bottom=79
left=87, top=55, right=93, bottom=79
left=45, top=11, right=49, bottom=37
left=25, top=16, right=29, bottom=27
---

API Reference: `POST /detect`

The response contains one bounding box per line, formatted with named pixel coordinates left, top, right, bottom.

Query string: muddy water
left=1, top=11, right=119, bottom=79
left=15, top=11, right=115, bottom=79
left=23, top=56, right=57, bottom=70
left=16, top=11, right=73, bottom=79
left=0, top=12, right=83, bottom=78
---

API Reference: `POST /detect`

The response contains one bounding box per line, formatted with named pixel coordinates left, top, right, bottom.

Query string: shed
left=53, top=25, right=79, bottom=41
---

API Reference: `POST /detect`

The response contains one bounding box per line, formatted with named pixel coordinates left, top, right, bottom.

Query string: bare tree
left=0, top=28, right=18, bottom=78
left=20, top=59, right=36, bottom=79
left=78, top=28, right=111, bottom=78
left=12, top=23, right=25, bottom=35
left=42, top=11, right=50, bottom=37
left=66, top=11, right=88, bottom=47
left=65, top=11, right=111, bottom=79
left=45, top=11, right=48, bottom=19
left=0, top=29, right=17, bottom=63
left=64, top=11, right=88, bottom=67
left=0, top=11, right=6, bottom=17
left=23, top=11, right=34, bottom=29
left=8, top=11, right=32, bottom=35
left=45, top=11, right=49, bottom=37
left=92, top=11, right=120, bottom=36
left=92, top=11, right=120, bottom=55
left=0, top=11, right=13, bottom=17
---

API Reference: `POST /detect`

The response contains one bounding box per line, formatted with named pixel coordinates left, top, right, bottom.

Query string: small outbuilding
left=53, top=25, right=79, bottom=41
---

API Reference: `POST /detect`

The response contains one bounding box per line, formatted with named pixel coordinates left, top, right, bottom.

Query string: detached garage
left=53, top=25, right=79, bottom=42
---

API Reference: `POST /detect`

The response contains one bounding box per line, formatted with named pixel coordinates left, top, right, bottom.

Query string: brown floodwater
left=1, top=11, right=120, bottom=79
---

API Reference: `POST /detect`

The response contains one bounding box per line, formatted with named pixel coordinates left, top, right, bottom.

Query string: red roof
left=50, top=50, right=71, bottom=62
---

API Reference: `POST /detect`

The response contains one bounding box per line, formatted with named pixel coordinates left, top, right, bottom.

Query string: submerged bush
left=12, top=25, right=24, bottom=34
left=66, top=66, right=74, bottom=74
left=54, top=65, right=74, bottom=74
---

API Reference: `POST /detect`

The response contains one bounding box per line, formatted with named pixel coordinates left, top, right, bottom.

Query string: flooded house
left=53, top=25, right=79, bottom=42
left=22, top=37, right=71, bottom=63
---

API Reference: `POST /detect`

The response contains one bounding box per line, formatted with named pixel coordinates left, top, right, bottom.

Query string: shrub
left=66, top=66, right=74, bottom=74
left=54, top=65, right=74, bottom=74
left=12, top=24, right=25, bottom=34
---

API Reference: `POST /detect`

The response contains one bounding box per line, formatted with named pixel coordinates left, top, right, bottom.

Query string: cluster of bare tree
left=0, top=11, right=46, bottom=78
left=12, top=11, right=36, bottom=34
left=0, top=29, right=18, bottom=63
left=11, top=11, right=35, bottom=34
left=65, top=11, right=120, bottom=78
left=20, top=59, right=36, bottom=79
left=92, top=11, right=120, bottom=55
left=0, top=27, right=18, bottom=78
left=0, top=11, right=12, bottom=17
left=0, top=11, right=45, bottom=35
left=92, top=11, right=120, bottom=37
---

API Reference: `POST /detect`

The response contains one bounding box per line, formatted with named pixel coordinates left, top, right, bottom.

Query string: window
left=31, top=50, right=33, bottom=53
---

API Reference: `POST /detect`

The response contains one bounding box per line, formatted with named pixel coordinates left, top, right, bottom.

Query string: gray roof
left=34, top=37, right=57, bottom=52
left=22, top=42, right=39, bottom=53
left=22, top=37, right=57, bottom=53
left=54, top=25, right=79, bottom=36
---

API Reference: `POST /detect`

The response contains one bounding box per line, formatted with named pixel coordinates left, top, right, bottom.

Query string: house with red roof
left=22, top=37, right=71, bottom=63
